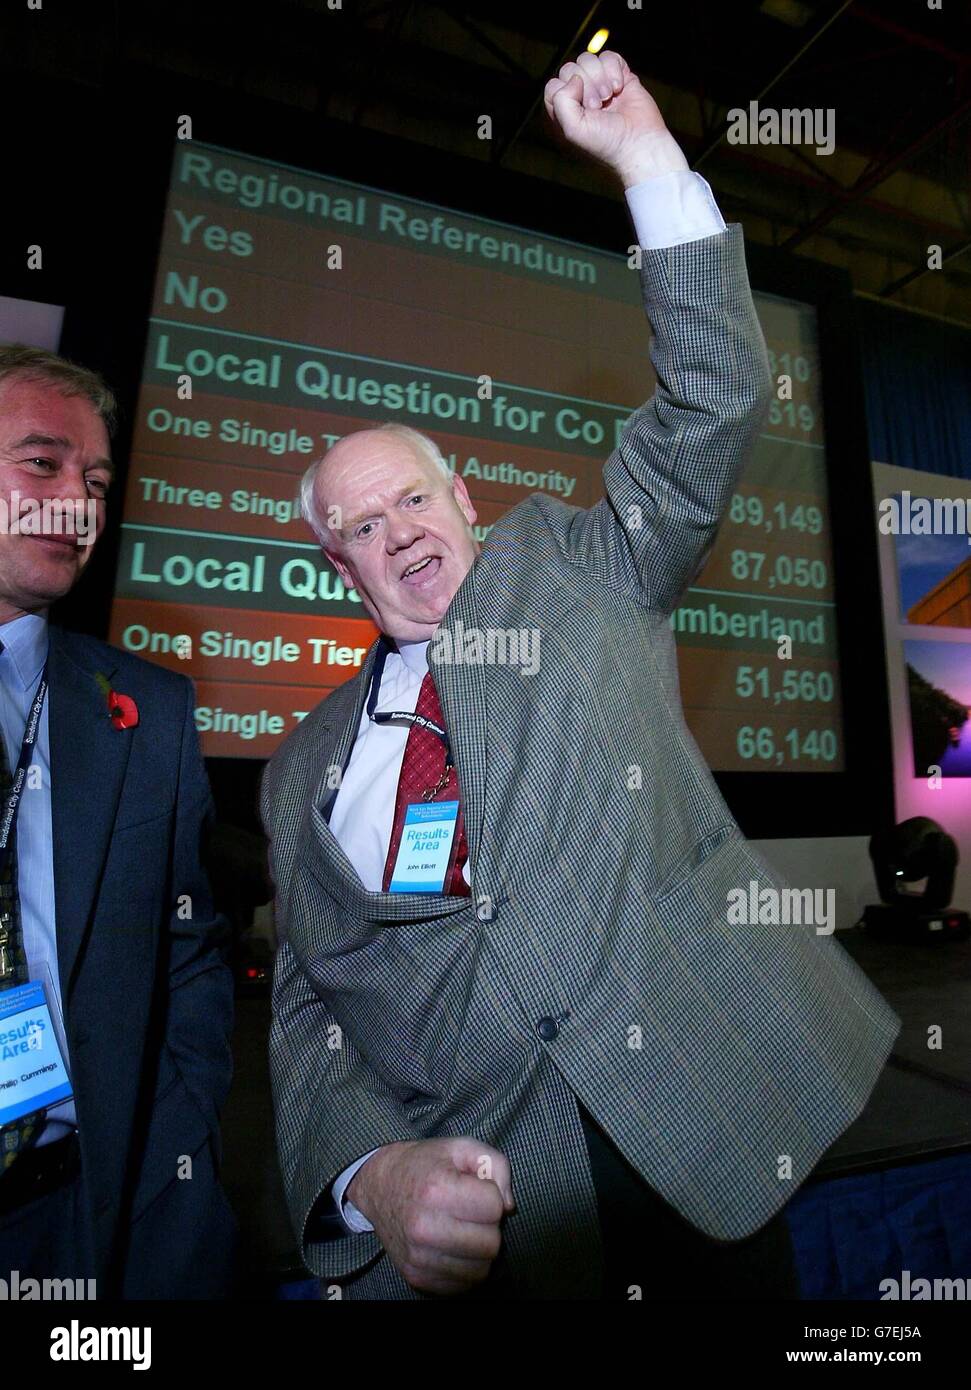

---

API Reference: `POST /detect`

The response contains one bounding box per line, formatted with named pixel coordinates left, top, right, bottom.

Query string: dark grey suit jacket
left=46, top=627, right=236, bottom=1296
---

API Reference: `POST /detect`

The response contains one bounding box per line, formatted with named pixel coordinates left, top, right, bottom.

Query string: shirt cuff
left=331, top=1149, right=381, bottom=1234
left=625, top=171, right=727, bottom=250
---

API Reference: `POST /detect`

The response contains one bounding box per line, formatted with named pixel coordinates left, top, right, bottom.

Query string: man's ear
left=324, top=546, right=354, bottom=589
left=451, top=472, right=478, bottom=528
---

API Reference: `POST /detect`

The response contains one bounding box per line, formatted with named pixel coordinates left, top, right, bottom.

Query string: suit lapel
left=312, top=636, right=386, bottom=826
left=47, top=627, right=133, bottom=993
left=430, top=559, right=487, bottom=882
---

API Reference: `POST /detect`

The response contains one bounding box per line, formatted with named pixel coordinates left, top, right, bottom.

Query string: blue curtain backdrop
left=857, top=299, right=971, bottom=481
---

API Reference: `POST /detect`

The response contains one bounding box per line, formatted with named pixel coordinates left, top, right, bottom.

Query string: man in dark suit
left=0, top=345, right=236, bottom=1298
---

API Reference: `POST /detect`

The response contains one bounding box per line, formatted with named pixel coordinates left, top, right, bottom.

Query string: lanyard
left=366, top=637, right=454, bottom=773
left=0, top=662, right=49, bottom=880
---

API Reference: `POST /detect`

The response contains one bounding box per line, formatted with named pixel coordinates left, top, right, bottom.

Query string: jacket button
left=537, top=1016, right=559, bottom=1041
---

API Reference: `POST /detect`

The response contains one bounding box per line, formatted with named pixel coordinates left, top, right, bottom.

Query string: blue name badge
left=388, top=800, right=460, bottom=894
left=0, top=981, right=72, bottom=1125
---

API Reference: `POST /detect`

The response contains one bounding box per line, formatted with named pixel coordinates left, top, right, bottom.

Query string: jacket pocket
left=651, top=823, right=742, bottom=904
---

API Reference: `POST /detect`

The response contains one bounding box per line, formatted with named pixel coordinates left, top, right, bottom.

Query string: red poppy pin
left=94, top=672, right=139, bottom=730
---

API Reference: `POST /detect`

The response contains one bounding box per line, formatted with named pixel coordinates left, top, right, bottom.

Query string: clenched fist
left=544, top=49, right=689, bottom=188
left=346, top=1136, right=515, bottom=1297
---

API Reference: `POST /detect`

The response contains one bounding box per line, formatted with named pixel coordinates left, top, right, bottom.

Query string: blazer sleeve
left=261, top=761, right=421, bottom=1280
left=269, top=937, right=426, bottom=1277
left=162, top=676, right=234, bottom=1133
left=556, top=222, right=773, bottom=616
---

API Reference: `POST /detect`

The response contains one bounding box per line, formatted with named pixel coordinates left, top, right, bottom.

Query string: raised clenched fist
left=544, top=49, right=688, bottom=187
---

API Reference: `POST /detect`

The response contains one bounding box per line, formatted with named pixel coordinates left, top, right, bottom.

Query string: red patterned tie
left=382, top=671, right=471, bottom=895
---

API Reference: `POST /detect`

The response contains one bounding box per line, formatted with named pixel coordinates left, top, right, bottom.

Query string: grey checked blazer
left=262, top=223, right=901, bottom=1300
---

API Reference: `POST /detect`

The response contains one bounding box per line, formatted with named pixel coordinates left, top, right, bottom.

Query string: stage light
left=861, top=817, right=969, bottom=941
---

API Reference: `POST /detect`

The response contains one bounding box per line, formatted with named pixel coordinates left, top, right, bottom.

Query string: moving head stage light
left=862, top=817, right=970, bottom=942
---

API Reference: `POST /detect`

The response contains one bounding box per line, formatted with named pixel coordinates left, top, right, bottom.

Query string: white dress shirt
left=327, top=169, right=727, bottom=1235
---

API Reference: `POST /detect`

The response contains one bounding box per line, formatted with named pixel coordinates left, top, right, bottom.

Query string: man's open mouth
left=400, top=555, right=441, bottom=586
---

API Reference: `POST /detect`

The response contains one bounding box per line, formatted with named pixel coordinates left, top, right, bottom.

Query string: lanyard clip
left=421, top=765, right=453, bottom=801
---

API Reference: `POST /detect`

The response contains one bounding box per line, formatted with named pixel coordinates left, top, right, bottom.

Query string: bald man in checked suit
left=262, top=50, right=899, bottom=1299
